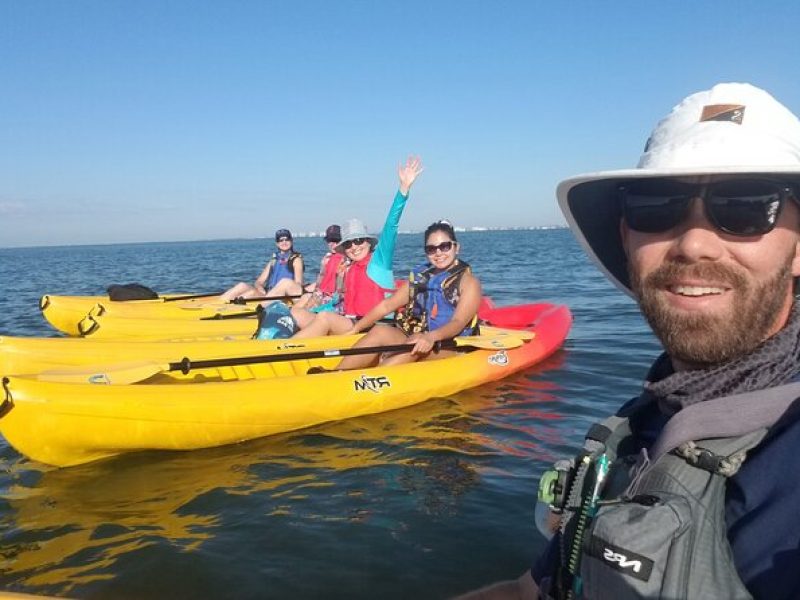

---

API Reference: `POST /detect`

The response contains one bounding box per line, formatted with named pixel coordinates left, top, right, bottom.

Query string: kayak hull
left=40, top=294, right=255, bottom=336
left=0, top=304, right=571, bottom=467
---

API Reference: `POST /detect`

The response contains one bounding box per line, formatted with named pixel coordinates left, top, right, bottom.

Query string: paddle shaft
left=230, top=293, right=303, bottom=305
left=35, top=329, right=526, bottom=384
left=201, top=310, right=259, bottom=321
left=166, top=292, right=304, bottom=304
left=171, top=340, right=460, bottom=373
left=164, top=291, right=225, bottom=302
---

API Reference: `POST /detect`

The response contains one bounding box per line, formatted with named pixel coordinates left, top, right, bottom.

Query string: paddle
left=163, top=291, right=225, bottom=302
left=200, top=310, right=259, bottom=321
left=229, top=294, right=304, bottom=305
left=37, top=332, right=533, bottom=385
left=165, top=291, right=303, bottom=303
left=176, top=293, right=306, bottom=311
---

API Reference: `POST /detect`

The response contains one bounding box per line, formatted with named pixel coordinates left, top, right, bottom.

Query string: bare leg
left=220, top=282, right=252, bottom=302
left=290, top=307, right=318, bottom=330
left=291, top=292, right=314, bottom=309
left=266, top=279, right=303, bottom=298
left=220, top=282, right=264, bottom=302
left=336, top=325, right=407, bottom=370
left=382, top=347, right=459, bottom=367
left=292, top=311, right=353, bottom=339
left=379, top=350, right=419, bottom=367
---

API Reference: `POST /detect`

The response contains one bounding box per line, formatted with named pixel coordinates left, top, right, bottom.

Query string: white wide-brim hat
left=335, top=218, right=378, bottom=254
left=557, top=82, right=800, bottom=297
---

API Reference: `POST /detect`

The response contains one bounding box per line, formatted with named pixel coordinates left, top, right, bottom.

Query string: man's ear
left=792, top=238, right=800, bottom=277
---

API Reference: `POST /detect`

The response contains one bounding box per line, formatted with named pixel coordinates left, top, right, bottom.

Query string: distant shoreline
left=0, top=226, right=569, bottom=251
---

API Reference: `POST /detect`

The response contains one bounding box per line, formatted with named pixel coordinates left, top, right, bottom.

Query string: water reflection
left=0, top=355, right=567, bottom=596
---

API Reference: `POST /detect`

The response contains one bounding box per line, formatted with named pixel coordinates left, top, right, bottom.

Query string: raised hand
left=398, top=155, right=424, bottom=195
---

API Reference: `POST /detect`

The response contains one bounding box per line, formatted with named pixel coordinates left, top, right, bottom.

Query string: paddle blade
left=38, top=360, right=167, bottom=385
left=453, top=334, right=530, bottom=350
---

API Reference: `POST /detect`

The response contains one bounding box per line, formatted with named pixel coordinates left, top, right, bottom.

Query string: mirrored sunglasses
left=620, top=178, right=797, bottom=237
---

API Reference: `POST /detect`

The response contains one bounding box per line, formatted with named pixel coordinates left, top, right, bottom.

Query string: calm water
left=0, top=230, right=661, bottom=599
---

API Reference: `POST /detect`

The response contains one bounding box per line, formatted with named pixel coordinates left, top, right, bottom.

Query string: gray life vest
left=541, top=382, right=800, bottom=600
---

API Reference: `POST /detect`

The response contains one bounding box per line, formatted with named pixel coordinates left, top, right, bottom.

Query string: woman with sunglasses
left=290, top=156, right=424, bottom=338
left=327, top=220, right=481, bottom=370
left=220, top=228, right=304, bottom=301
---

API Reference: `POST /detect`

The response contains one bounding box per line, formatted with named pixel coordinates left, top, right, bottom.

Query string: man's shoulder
left=726, top=401, right=800, bottom=598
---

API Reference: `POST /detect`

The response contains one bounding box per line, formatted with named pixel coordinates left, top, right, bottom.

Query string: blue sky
left=2, top=1, right=800, bottom=247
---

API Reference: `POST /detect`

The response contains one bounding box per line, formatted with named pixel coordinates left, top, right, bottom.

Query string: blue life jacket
left=266, top=250, right=301, bottom=289
left=396, top=259, right=478, bottom=336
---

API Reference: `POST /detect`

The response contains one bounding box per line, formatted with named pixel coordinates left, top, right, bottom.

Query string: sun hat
left=324, top=224, right=342, bottom=243
left=335, top=218, right=378, bottom=254
left=274, top=228, right=292, bottom=241
left=557, top=82, right=800, bottom=297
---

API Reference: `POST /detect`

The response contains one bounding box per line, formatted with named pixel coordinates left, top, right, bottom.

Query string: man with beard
left=460, top=83, right=800, bottom=599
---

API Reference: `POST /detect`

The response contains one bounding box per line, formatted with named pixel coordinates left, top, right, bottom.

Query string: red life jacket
left=341, top=253, right=391, bottom=318
left=318, top=252, right=345, bottom=295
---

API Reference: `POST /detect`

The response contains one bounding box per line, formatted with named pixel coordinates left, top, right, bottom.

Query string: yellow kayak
left=54, top=296, right=535, bottom=341
left=76, top=310, right=260, bottom=339
left=40, top=293, right=264, bottom=336
left=0, top=304, right=571, bottom=467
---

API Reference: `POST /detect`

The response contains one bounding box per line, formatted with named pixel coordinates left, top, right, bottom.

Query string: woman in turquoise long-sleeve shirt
left=291, top=156, right=423, bottom=338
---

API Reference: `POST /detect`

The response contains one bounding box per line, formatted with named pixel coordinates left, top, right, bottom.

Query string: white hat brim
left=557, top=165, right=800, bottom=297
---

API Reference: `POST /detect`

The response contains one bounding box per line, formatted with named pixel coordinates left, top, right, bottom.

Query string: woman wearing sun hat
left=219, top=228, right=304, bottom=301
left=291, top=155, right=424, bottom=338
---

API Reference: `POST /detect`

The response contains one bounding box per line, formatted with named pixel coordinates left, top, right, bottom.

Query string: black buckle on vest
left=687, top=447, right=726, bottom=474
left=586, top=423, right=613, bottom=444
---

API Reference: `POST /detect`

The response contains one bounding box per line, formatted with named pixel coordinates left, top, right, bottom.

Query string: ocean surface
left=0, top=229, right=662, bottom=599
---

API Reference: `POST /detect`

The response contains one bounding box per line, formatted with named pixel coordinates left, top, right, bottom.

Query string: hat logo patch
left=700, top=104, right=745, bottom=124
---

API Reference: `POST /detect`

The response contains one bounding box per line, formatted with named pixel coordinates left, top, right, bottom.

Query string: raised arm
left=368, top=156, right=424, bottom=289
left=398, top=155, right=424, bottom=195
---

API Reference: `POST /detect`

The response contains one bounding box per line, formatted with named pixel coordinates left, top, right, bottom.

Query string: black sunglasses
left=425, top=240, right=454, bottom=255
left=620, top=178, right=798, bottom=237
left=276, top=237, right=291, bottom=243
left=342, top=237, right=369, bottom=250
